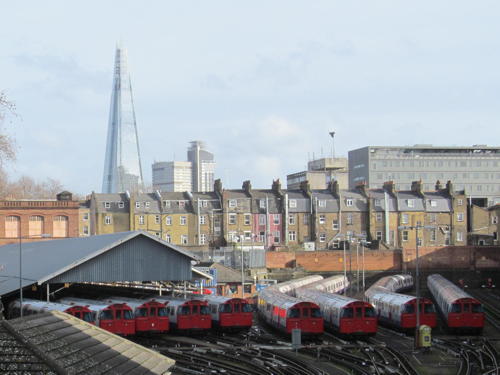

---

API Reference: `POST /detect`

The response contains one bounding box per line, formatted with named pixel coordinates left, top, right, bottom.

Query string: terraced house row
left=85, top=178, right=468, bottom=251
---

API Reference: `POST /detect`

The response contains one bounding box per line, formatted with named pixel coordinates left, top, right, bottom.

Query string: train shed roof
left=1, top=310, right=174, bottom=374
left=0, top=231, right=198, bottom=297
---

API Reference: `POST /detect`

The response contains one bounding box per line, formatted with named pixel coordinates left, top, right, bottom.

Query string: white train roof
left=299, top=275, right=348, bottom=293
left=295, top=289, right=367, bottom=309
left=273, top=275, right=324, bottom=294
left=15, top=299, right=76, bottom=313
left=365, top=287, right=416, bottom=305
left=259, top=288, right=319, bottom=310
left=428, top=274, right=477, bottom=302
left=58, top=297, right=130, bottom=311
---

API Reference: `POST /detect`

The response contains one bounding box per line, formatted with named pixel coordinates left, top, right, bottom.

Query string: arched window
left=29, top=215, right=44, bottom=237
left=5, top=216, right=20, bottom=238
left=53, top=215, right=68, bottom=237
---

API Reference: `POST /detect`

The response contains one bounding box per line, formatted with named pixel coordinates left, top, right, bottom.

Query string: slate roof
left=369, top=189, right=398, bottom=212
left=0, top=231, right=197, bottom=297
left=396, top=192, right=425, bottom=211
left=196, top=262, right=252, bottom=283
left=1, top=310, right=174, bottom=374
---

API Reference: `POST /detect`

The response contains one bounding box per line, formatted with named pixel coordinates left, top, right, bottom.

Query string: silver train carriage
left=273, top=275, right=324, bottom=296
left=8, top=299, right=95, bottom=323
left=369, top=274, right=413, bottom=293
left=298, top=275, right=349, bottom=294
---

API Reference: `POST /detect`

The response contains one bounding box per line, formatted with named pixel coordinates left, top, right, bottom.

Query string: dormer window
left=259, top=199, right=266, bottom=209
left=289, top=199, right=297, bottom=208
left=229, top=199, right=237, bottom=208
left=179, top=201, right=185, bottom=208
left=374, top=199, right=381, bottom=206
left=145, top=201, right=150, bottom=208
left=118, top=201, right=124, bottom=208
left=163, top=200, right=171, bottom=208
left=103, top=202, right=110, bottom=209
left=135, top=202, right=140, bottom=208
left=346, top=198, right=353, bottom=207
left=318, top=200, right=326, bottom=208
left=429, top=200, right=437, bottom=207
left=406, top=199, right=415, bottom=208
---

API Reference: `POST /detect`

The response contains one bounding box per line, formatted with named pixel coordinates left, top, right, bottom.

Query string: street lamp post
left=360, top=240, right=371, bottom=293
left=398, top=223, right=433, bottom=349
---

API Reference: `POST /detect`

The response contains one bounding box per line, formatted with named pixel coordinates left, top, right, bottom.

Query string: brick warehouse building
left=0, top=191, right=80, bottom=245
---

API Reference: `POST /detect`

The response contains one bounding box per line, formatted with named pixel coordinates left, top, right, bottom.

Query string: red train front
left=446, top=297, right=484, bottom=330
left=96, top=303, right=136, bottom=336
left=284, top=301, right=323, bottom=334
left=163, top=299, right=212, bottom=332
left=338, top=301, right=378, bottom=335
left=399, top=298, right=437, bottom=329
left=134, top=300, right=169, bottom=333
left=207, top=296, right=253, bottom=331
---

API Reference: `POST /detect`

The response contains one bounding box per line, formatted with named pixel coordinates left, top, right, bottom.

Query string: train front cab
left=338, top=302, right=377, bottom=335
left=134, top=301, right=169, bottom=333
left=400, top=298, right=437, bottom=329
left=175, top=300, right=211, bottom=332
left=64, top=306, right=95, bottom=325
left=217, top=298, right=253, bottom=331
left=98, top=304, right=135, bottom=336
left=285, top=302, right=323, bottom=335
left=447, top=298, right=484, bottom=333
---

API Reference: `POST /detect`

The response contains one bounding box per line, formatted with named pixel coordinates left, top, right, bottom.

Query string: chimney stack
left=272, top=179, right=282, bottom=194
left=411, top=180, right=424, bottom=197
left=435, top=180, right=442, bottom=191
left=242, top=180, right=252, bottom=194
left=383, top=181, right=396, bottom=195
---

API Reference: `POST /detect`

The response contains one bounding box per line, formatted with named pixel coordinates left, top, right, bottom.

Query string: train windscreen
left=158, top=307, right=168, bottom=316
left=424, top=304, right=436, bottom=313
left=341, top=308, right=353, bottom=318
left=242, top=304, right=254, bottom=313
left=365, top=307, right=376, bottom=317
left=83, top=312, right=95, bottom=323
left=402, top=304, right=415, bottom=314
left=100, top=310, right=113, bottom=320
left=219, top=304, right=232, bottom=313
left=136, top=308, right=148, bottom=317
left=472, top=304, right=484, bottom=313
left=451, top=304, right=461, bottom=313
left=288, top=308, right=300, bottom=318
left=200, top=305, right=209, bottom=315
left=311, top=308, right=321, bottom=318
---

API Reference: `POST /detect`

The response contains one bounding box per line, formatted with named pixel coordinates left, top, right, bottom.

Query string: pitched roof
left=0, top=231, right=197, bottom=297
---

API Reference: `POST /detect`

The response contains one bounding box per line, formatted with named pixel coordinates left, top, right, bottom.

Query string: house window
left=229, top=199, right=237, bottom=208
left=259, top=199, right=266, bottom=209
left=135, top=202, right=140, bottom=208
left=429, top=200, right=437, bottom=207
left=287, top=199, right=296, bottom=209
left=259, top=231, right=265, bottom=242
left=83, top=225, right=89, bottom=235
left=118, top=201, right=124, bottom=208
left=259, top=214, right=266, bottom=225
left=303, top=213, right=310, bottom=225
left=83, top=212, right=89, bottom=221
left=5, top=216, right=20, bottom=238
left=244, top=231, right=252, bottom=240
left=376, top=231, right=382, bottom=241
left=401, top=214, right=409, bottom=224
left=457, top=199, right=463, bottom=206
left=103, top=202, right=110, bottom=209
left=374, top=199, right=381, bottom=206
left=180, top=216, right=187, bottom=225
left=199, top=215, right=206, bottom=225
left=346, top=199, right=353, bottom=207
left=202, top=200, right=208, bottom=207
left=178, top=201, right=185, bottom=208
left=346, top=231, right=352, bottom=241
left=200, top=234, right=206, bottom=245
left=288, top=214, right=295, bottom=225
left=376, top=213, right=383, bottom=222
left=430, top=229, right=436, bottom=242
left=457, top=213, right=464, bottom=222
left=332, top=220, right=339, bottom=230
left=229, top=214, right=237, bottom=225
left=104, top=216, right=112, bottom=225
left=429, top=213, right=437, bottom=223
left=289, top=231, right=296, bottom=241
left=417, top=238, right=423, bottom=246
left=273, top=214, right=280, bottom=225
left=492, top=216, right=498, bottom=225
left=406, top=199, right=415, bottom=208
left=319, top=215, right=325, bottom=224
left=145, top=201, right=150, bottom=208
left=402, top=231, right=409, bottom=242
left=244, top=214, right=251, bottom=225
left=163, top=200, right=171, bottom=208
left=273, top=231, right=280, bottom=243
left=319, top=233, right=326, bottom=242
left=139, top=215, right=144, bottom=225
left=166, top=216, right=172, bottom=225
left=318, top=200, right=326, bottom=208
left=456, top=231, right=463, bottom=242
left=346, top=213, right=353, bottom=225
left=53, top=215, right=68, bottom=238
left=155, top=215, right=160, bottom=224
left=165, top=234, right=171, bottom=243
left=181, top=235, right=188, bottom=245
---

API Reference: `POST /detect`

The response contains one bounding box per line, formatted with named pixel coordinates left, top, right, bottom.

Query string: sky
left=1, top=1, right=499, bottom=195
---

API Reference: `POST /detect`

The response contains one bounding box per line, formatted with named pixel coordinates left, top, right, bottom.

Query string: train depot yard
left=1, top=233, right=500, bottom=374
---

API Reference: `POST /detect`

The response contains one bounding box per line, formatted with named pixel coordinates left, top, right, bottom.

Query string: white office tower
left=152, top=161, right=193, bottom=192
left=101, top=45, right=144, bottom=193
left=187, top=141, right=215, bottom=193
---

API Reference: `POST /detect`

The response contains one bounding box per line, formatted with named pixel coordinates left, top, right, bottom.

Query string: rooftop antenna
left=329, top=131, right=335, bottom=158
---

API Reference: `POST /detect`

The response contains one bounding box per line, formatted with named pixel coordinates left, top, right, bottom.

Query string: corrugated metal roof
left=4, top=310, right=174, bottom=374
left=0, top=231, right=197, bottom=297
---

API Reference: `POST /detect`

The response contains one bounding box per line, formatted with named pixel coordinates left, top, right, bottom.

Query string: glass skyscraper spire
left=102, top=45, right=144, bottom=193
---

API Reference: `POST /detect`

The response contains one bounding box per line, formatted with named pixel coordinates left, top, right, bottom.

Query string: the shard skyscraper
left=102, top=45, right=144, bottom=193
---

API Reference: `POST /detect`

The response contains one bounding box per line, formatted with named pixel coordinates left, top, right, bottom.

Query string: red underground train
left=8, top=299, right=96, bottom=324
left=427, top=274, right=485, bottom=333
left=194, top=295, right=253, bottom=331
left=155, top=297, right=211, bottom=333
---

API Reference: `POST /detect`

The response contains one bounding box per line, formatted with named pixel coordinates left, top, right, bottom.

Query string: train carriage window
left=179, top=306, right=190, bottom=315
left=136, top=308, right=148, bottom=317
left=219, top=304, right=232, bottom=313
left=356, top=307, right=363, bottom=318
left=124, top=310, right=134, bottom=320
left=158, top=307, right=168, bottom=317
left=311, top=308, right=322, bottom=318
left=288, top=308, right=300, bottom=318
left=100, top=310, right=113, bottom=320
left=200, top=305, right=209, bottom=315
left=243, top=304, right=254, bottom=313
left=83, top=312, right=94, bottom=323
left=115, top=310, right=122, bottom=320
left=341, top=308, right=353, bottom=318
left=472, top=304, right=484, bottom=313
left=451, top=304, right=461, bottom=313
left=424, top=304, right=436, bottom=313
left=403, top=304, right=414, bottom=314
left=364, top=307, right=376, bottom=317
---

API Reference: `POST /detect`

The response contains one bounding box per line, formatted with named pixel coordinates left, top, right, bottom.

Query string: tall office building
left=152, top=161, right=192, bottom=192
left=349, top=145, right=500, bottom=206
left=102, top=45, right=144, bottom=194
left=187, top=141, right=215, bottom=193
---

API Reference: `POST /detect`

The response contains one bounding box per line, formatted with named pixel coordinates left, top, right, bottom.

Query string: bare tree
left=0, top=92, right=16, bottom=165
